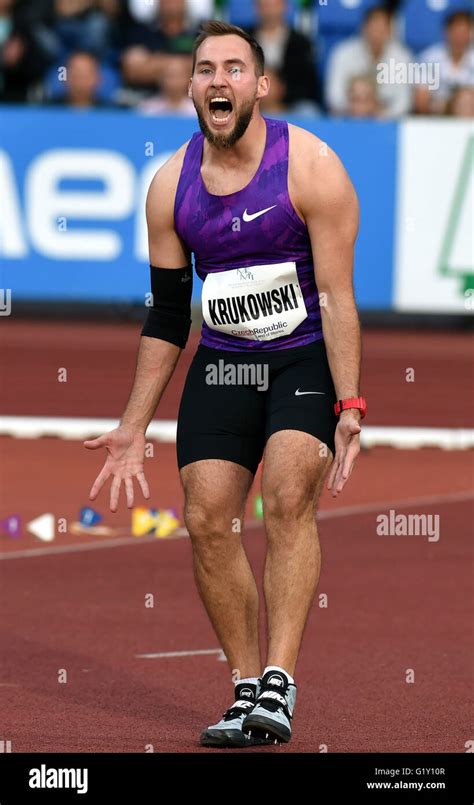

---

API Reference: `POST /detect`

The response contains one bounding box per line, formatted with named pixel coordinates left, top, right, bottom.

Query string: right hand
left=83, top=428, right=150, bottom=512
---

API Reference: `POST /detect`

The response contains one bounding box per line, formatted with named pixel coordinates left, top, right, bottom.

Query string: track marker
left=1, top=491, right=471, bottom=560
left=27, top=513, right=55, bottom=542
left=69, top=522, right=130, bottom=537
left=135, top=648, right=226, bottom=661
left=79, top=507, right=102, bottom=527
left=0, top=515, right=21, bottom=538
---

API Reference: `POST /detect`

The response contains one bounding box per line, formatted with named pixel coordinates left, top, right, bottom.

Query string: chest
left=200, top=159, right=264, bottom=197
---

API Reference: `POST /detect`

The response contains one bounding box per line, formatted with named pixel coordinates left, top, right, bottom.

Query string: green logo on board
left=437, top=136, right=474, bottom=297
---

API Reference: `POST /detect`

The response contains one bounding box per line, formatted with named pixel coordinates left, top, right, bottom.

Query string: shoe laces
left=222, top=698, right=255, bottom=721
left=256, top=673, right=289, bottom=714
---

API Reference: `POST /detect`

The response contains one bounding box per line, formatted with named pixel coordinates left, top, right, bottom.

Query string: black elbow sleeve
left=141, top=264, right=193, bottom=349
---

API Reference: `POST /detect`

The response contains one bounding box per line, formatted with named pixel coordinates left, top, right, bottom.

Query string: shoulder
left=329, top=36, right=361, bottom=62
left=147, top=140, right=191, bottom=197
left=288, top=123, right=349, bottom=188
left=418, top=43, right=444, bottom=62
left=388, top=40, right=413, bottom=61
left=146, top=139, right=192, bottom=222
left=286, top=29, right=313, bottom=50
left=288, top=123, right=358, bottom=220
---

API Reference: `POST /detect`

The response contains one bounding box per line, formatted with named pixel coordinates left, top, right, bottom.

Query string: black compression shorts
left=176, top=340, right=338, bottom=475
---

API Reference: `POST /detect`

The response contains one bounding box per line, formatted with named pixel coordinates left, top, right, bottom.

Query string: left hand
left=327, top=410, right=361, bottom=497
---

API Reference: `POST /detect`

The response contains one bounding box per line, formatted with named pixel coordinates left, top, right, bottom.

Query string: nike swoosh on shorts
left=294, top=389, right=326, bottom=396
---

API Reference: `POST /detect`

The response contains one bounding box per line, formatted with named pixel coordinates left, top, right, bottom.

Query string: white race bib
left=202, top=261, right=308, bottom=342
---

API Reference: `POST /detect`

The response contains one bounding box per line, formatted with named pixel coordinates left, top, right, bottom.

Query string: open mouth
left=209, top=97, right=233, bottom=124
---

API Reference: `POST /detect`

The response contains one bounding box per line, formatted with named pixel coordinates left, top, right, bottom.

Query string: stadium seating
left=315, top=0, right=380, bottom=77
left=399, top=0, right=473, bottom=54
left=228, top=0, right=297, bottom=29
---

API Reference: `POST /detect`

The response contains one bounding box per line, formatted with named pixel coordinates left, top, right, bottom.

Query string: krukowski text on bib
left=202, top=261, right=308, bottom=342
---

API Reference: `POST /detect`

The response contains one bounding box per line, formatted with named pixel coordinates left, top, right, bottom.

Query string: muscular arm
left=290, top=126, right=361, bottom=411
left=84, top=144, right=191, bottom=510
left=120, top=145, right=190, bottom=433
left=289, top=126, right=362, bottom=496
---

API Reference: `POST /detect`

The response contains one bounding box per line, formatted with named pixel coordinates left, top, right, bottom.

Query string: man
left=326, top=4, right=412, bottom=118
left=50, top=51, right=103, bottom=109
left=84, top=21, right=366, bottom=748
left=138, top=54, right=196, bottom=116
left=415, top=10, right=473, bottom=115
left=121, top=0, right=196, bottom=94
left=250, top=0, right=320, bottom=108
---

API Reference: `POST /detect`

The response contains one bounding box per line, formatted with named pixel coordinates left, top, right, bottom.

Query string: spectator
left=138, top=52, right=195, bottom=114
left=0, top=0, right=55, bottom=102
left=259, top=66, right=287, bottom=115
left=49, top=50, right=105, bottom=107
left=121, top=0, right=196, bottom=95
left=127, top=0, right=214, bottom=27
left=326, top=4, right=412, bottom=118
left=347, top=74, right=380, bottom=118
left=53, top=0, right=113, bottom=60
left=260, top=65, right=319, bottom=117
left=250, top=0, right=320, bottom=107
left=446, top=85, right=474, bottom=117
left=414, top=11, right=473, bottom=115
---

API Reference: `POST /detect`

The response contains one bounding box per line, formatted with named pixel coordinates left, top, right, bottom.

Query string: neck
left=450, top=45, right=465, bottom=63
left=204, top=112, right=266, bottom=169
left=161, top=15, right=184, bottom=36
left=70, top=96, right=92, bottom=107
left=369, top=43, right=385, bottom=60
left=260, top=20, right=285, bottom=35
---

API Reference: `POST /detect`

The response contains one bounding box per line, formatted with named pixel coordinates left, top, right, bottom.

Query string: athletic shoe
left=200, top=680, right=272, bottom=747
left=242, top=668, right=297, bottom=743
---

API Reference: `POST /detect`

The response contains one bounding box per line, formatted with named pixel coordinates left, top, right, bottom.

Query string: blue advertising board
left=0, top=107, right=396, bottom=309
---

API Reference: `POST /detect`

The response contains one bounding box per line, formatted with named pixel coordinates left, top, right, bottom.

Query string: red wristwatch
left=334, top=397, right=367, bottom=419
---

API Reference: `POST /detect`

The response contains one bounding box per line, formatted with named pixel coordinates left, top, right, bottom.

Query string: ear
left=255, top=74, right=270, bottom=102
left=188, top=78, right=193, bottom=98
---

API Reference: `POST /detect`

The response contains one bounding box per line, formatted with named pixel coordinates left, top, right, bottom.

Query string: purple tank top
left=174, top=117, right=323, bottom=351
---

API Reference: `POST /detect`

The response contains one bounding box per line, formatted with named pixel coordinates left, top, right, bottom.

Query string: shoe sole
left=200, top=728, right=272, bottom=748
left=242, top=714, right=291, bottom=743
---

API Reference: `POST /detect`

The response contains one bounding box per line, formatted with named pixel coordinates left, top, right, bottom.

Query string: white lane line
left=0, top=416, right=177, bottom=442
left=135, top=649, right=226, bottom=660
left=1, top=490, right=472, bottom=561
left=0, top=532, right=185, bottom=560
left=0, top=416, right=473, bottom=449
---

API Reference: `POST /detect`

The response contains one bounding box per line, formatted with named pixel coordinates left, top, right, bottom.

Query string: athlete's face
left=190, top=35, right=268, bottom=148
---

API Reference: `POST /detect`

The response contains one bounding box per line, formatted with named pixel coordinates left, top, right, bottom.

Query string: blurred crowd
left=0, top=0, right=472, bottom=118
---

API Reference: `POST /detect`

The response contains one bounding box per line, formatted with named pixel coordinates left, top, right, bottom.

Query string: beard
left=194, top=94, right=256, bottom=148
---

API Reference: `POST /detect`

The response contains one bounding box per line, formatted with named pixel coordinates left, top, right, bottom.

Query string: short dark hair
left=192, top=20, right=265, bottom=77
left=445, top=10, right=472, bottom=28
left=363, top=4, right=393, bottom=25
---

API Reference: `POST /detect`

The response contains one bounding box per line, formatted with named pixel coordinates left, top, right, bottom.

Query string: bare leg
left=262, top=431, right=332, bottom=676
left=181, top=459, right=261, bottom=679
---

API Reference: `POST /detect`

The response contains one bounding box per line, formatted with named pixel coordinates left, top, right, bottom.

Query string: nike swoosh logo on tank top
left=242, top=205, right=277, bottom=222
left=173, top=117, right=324, bottom=351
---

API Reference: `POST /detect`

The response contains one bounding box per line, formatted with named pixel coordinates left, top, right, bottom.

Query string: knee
left=263, top=483, right=315, bottom=526
left=184, top=502, right=239, bottom=551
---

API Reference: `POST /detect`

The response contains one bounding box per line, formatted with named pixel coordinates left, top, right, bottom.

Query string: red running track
left=0, top=322, right=473, bottom=752
left=1, top=321, right=473, bottom=425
